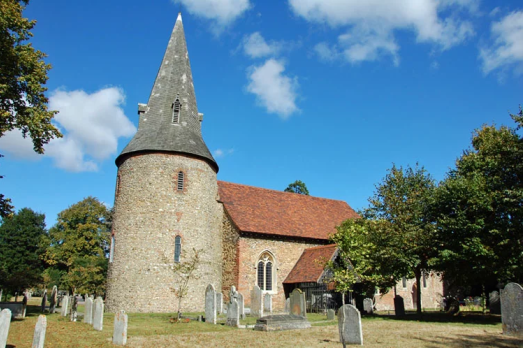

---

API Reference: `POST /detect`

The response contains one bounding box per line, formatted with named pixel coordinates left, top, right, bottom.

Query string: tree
left=169, top=248, right=203, bottom=318
left=0, top=208, right=46, bottom=297
left=432, top=108, right=523, bottom=289
left=284, top=180, right=309, bottom=195
left=0, top=0, right=62, bottom=217
left=44, top=197, right=111, bottom=296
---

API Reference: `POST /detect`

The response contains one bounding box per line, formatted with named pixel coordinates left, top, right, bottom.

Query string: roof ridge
left=305, top=244, right=337, bottom=251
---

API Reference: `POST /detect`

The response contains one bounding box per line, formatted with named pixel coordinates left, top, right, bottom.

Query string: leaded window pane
left=266, top=262, right=272, bottom=291
left=258, top=261, right=264, bottom=290
left=174, top=236, right=181, bottom=263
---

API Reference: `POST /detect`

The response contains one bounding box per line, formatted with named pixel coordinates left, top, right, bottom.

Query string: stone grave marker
left=327, top=308, right=335, bottom=320
left=83, top=297, right=93, bottom=324
left=501, top=282, right=523, bottom=337
left=61, top=295, right=69, bottom=317
left=285, top=298, right=290, bottom=313
left=338, top=304, right=363, bottom=346
left=216, top=292, right=223, bottom=314
left=49, top=286, right=58, bottom=313
left=90, top=295, right=95, bottom=323
left=41, top=290, right=47, bottom=313
left=32, top=315, right=47, bottom=348
left=394, top=296, right=405, bottom=316
left=112, top=310, right=128, bottom=345
left=289, top=288, right=306, bottom=317
left=363, top=298, right=373, bottom=314
left=251, top=285, right=263, bottom=317
left=0, top=309, right=12, bottom=348
left=93, top=297, right=104, bottom=331
left=226, top=298, right=240, bottom=327
left=238, top=292, right=245, bottom=320
left=264, top=293, right=272, bottom=314
left=205, top=284, right=217, bottom=324
left=489, top=291, right=501, bottom=314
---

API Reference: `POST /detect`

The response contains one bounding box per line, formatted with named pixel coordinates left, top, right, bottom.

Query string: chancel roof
left=217, top=181, right=359, bottom=240
left=283, top=245, right=338, bottom=284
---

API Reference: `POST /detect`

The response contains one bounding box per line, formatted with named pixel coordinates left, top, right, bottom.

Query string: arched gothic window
left=257, top=251, right=275, bottom=292
left=177, top=171, right=184, bottom=191
left=174, top=236, right=181, bottom=263
left=172, top=97, right=182, bottom=123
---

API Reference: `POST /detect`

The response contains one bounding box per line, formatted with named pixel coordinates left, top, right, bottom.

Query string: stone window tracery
left=174, top=235, right=181, bottom=263
left=257, top=251, right=276, bottom=292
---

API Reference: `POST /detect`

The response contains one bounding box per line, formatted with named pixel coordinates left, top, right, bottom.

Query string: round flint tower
left=106, top=14, right=222, bottom=313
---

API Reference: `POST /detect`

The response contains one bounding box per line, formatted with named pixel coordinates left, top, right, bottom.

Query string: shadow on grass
left=365, top=311, right=501, bottom=326
left=415, top=333, right=523, bottom=348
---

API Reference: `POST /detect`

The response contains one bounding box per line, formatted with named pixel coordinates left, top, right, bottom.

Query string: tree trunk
left=414, top=268, right=422, bottom=315
left=342, top=292, right=346, bottom=306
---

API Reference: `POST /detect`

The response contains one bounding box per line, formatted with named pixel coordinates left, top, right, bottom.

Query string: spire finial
left=177, top=12, right=182, bottom=22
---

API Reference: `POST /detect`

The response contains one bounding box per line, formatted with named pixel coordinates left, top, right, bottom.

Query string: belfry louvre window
left=177, top=171, right=184, bottom=191
left=172, top=98, right=182, bottom=123
left=174, top=236, right=181, bottom=263
left=257, top=251, right=275, bottom=291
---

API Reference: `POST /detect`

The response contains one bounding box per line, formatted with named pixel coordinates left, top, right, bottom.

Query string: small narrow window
left=174, top=236, right=181, bottom=263
left=109, top=235, right=115, bottom=263
left=177, top=171, right=184, bottom=191
left=172, top=98, right=182, bottom=123
left=423, top=272, right=427, bottom=288
left=402, top=276, right=407, bottom=288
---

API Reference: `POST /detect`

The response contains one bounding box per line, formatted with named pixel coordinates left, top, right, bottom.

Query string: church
left=105, top=14, right=443, bottom=313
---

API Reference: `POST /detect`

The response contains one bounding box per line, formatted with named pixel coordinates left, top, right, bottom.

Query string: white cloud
left=243, top=32, right=282, bottom=58
left=213, top=148, right=234, bottom=158
left=174, top=0, right=250, bottom=29
left=480, top=11, right=523, bottom=76
left=0, top=87, right=136, bottom=172
left=289, top=0, right=476, bottom=64
left=246, top=59, right=299, bottom=119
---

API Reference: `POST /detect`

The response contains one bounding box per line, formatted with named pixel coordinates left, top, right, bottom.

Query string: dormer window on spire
left=172, top=97, right=182, bottom=123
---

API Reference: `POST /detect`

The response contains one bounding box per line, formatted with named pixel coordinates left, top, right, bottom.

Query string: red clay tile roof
left=218, top=181, right=359, bottom=240
left=283, top=244, right=338, bottom=284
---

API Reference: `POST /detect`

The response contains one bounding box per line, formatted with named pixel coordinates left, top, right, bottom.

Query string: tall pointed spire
left=116, top=14, right=218, bottom=171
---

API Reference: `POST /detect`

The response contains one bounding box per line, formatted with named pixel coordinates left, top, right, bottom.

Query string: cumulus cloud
left=0, top=87, right=136, bottom=172
left=480, top=11, right=523, bottom=76
left=173, top=0, right=250, bottom=30
left=247, top=59, right=299, bottom=119
left=289, top=0, right=475, bottom=64
left=242, top=32, right=282, bottom=58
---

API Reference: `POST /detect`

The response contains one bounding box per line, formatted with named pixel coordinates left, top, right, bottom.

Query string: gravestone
left=251, top=285, right=263, bottom=317
left=83, top=297, right=93, bottom=324
left=285, top=298, right=290, bottom=313
left=264, top=293, right=272, bottom=314
left=363, top=298, right=373, bottom=314
left=226, top=298, right=240, bottom=327
left=501, top=282, right=523, bottom=337
left=0, top=309, right=12, bottom=348
left=41, top=290, right=47, bottom=313
left=216, top=292, right=223, bottom=314
left=394, top=296, right=405, bottom=316
left=61, top=295, right=69, bottom=317
left=23, top=293, right=28, bottom=306
left=205, top=284, right=217, bottom=324
left=32, top=315, right=47, bottom=348
left=327, top=309, right=335, bottom=320
left=0, top=303, right=26, bottom=319
left=49, top=286, right=58, bottom=313
left=254, top=314, right=311, bottom=331
left=112, top=310, right=128, bottom=345
left=90, top=295, right=95, bottom=323
left=289, top=288, right=306, bottom=317
left=338, top=304, right=363, bottom=346
left=489, top=291, right=501, bottom=314
left=238, top=292, right=245, bottom=320
left=93, top=297, right=104, bottom=331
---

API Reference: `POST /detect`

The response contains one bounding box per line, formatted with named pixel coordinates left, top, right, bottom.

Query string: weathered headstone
left=501, top=282, right=523, bottom=337
left=0, top=309, right=12, bottom=348
left=49, top=286, right=58, bottom=313
left=327, top=308, right=335, bottom=320
left=61, top=295, right=69, bottom=317
left=254, top=314, right=311, bottom=331
left=0, top=303, right=26, bottom=319
left=289, top=288, right=306, bottom=317
left=264, top=293, right=272, bottom=314
left=226, top=298, right=240, bottom=327
left=363, top=298, right=373, bottom=314
left=394, top=296, right=405, bottom=316
left=216, top=292, right=223, bottom=315
left=32, top=315, right=47, bottom=348
left=489, top=291, right=501, bottom=314
left=238, top=292, right=245, bottom=320
left=90, top=295, right=95, bottom=323
left=41, top=290, right=47, bottom=313
left=112, top=310, right=128, bottom=345
left=83, top=297, right=93, bottom=324
left=205, top=284, right=217, bottom=324
left=338, top=304, right=363, bottom=346
left=250, top=285, right=263, bottom=317
left=285, top=298, right=290, bottom=313
left=93, top=297, right=104, bottom=331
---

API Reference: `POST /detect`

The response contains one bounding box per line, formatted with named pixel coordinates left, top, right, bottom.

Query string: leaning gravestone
left=32, top=315, right=47, bottom=348
left=394, top=296, right=405, bottom=316
left=41, top=290, right=47, bottom=313
left=61, top=295, right=69, bottom=317
left=289, top=288, right=306, bottom=317
left=264, top=293, right=272, bottom=314
left=251, top=285, right=263, bottom=317
left=216, top=293, right=223, bottom=315
left=338, top=304, right=363, bottom=346
left=363, top=298, right=373, bottom=314
left=238, top=292, right=245, bottom=320
left=489, top=291, right=501, bottom=314
left=83, top=297, right=93, bottom=324
left=501, top=283, right=523, bottom=337
left=93, top=297, right=104, bottom=331
left=0, top=309, right=12, bottom=348
left=112, top=310, right=128, bottom=345
left=327, top=309, right=335, bottom=320
left=49, top=286, right=58, bottom=313
left=285, top=298, right=290, bottom=313
left=226, top=298, right=240, bottom=327
left=205, top=284, right=217, bottom=324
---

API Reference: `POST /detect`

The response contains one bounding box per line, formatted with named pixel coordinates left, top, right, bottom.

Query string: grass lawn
left=5, top=298, right=523, bottom=348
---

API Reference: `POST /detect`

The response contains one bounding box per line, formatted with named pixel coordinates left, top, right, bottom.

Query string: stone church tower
left=106, top=14, right=222, bottom=313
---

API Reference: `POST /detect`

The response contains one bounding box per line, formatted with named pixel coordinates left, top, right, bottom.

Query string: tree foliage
left=284, top=180, right=309, bottom=195
left=169, top=248, right=203, bottom=316
left=0, top=0, right=61, bottom=217
left=0, top=208, right=46, bottom=295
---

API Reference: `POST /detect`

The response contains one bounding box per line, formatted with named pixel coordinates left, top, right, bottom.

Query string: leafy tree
left=169, top=248, right=203, bottom=318
left=0, top=208, right=46, bottom=297
left=44, top=197, right=111, bottom=295
left=432, top=108, right=523, bottom=288
left=284, top=180, right=309, bottom=195
left=0, top=0, right=62, bottom=217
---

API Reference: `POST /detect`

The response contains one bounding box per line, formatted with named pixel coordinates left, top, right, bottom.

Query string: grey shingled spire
left=116, top=13, right=218, bottom=171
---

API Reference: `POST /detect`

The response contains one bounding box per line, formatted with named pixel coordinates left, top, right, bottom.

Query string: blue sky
left=1, top=0, right=522, bottom=227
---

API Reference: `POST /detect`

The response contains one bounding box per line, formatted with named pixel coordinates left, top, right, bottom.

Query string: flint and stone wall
left=106, top=153, right=222, bottom=313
